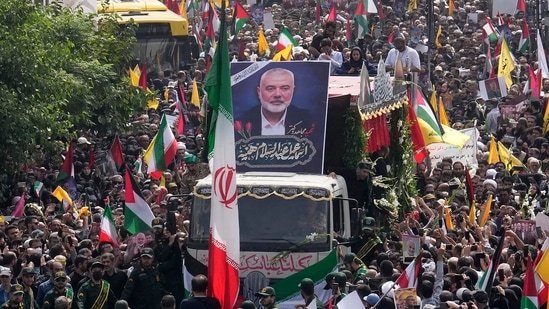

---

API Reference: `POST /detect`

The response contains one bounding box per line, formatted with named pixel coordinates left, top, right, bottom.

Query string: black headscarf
left=348, top=46, right=366, bottom=70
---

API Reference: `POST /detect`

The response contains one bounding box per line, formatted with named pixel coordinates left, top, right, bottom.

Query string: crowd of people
left=0, top=0, right=549, bottom=308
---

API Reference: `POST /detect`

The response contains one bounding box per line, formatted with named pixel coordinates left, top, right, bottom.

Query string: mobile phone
left=537, top=226, right=543, bottom=238
left=446, top=244, right=453, bottom=251
left=331, top=283, right=339, bottom=295
left=471, top=244, right=478, bottom=251
left=436, top=238, right=442, bottom=248
left=465, top=231, right=471, bottom=239
left=348, top=285, right=357, bottom=293
left=498, top=269, right=505, bottom=281
left=524, top=246, right=529, bottom=258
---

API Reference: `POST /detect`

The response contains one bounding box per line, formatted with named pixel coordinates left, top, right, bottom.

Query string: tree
left=0, top=0, right=142, bottom=175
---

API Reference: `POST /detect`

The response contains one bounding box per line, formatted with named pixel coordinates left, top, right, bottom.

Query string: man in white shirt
left=317, top=38, right=343, bottom=75
left=384, top=37, right=421, bottom=73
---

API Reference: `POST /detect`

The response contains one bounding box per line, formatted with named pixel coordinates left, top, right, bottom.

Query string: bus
left=99, top=0, right=199, bottom=74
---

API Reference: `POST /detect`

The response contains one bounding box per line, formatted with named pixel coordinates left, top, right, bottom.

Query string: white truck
left=185, top=172, right=357, bottom=308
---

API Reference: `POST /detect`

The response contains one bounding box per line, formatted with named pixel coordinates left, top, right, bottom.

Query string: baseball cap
left=299, top=278, right=314, bottom=291
left=54, top=271, right=68, bottom=281
left=151, top=217, right=165, bottom=229
left=323, top=272, right=347, bottom=290
left=364, top=293, right=380, bottom=306
left=239, top=300, right=256, bottom=309
left=140, top=247, right=154, bottom=258
left=362, top=217, right=375, bottom=230
left=183, top=153, right=198, bottom=164
left=21, top=267, right=34, bottom=276
left=472, top=290, right=488, bottom=303
left=77, top=137, right=92, bottom=145
left=10, top=284, right=24, bottom=295
left=343, top=253, right=357, bottom=264
left=90, top=261, right=104, bottom=270
left=456, top=288, right=473, bottom=301
left=255, top=286, right=276, bottom=297
left=0, top=267, right=11, bottom=277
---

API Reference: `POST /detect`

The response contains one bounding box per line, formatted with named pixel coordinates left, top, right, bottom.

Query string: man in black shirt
left=179, top=275, right=221, bottom=309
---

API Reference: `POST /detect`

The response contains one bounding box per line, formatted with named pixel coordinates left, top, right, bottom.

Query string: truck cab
left=186, top=172, right=357, bottom=302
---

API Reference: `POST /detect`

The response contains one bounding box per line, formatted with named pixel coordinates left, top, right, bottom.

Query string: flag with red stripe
left=124, top=167, right=155, bottom=234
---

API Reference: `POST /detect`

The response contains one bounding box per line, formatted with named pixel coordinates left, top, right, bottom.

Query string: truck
left=186, top=172, right=358, bottom=308
left=99, top=0, right=199, bottom=72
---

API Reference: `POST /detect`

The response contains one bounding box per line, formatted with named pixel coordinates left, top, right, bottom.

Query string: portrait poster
left=402, top=235, right=420, bottom=259
left=251, top=4, right=264, bottom=22
left=123, top=231, right=153, bottom=266
left=231, top=61, right=330, bottom=173
left=393, top=287, right=418, bottom=309
left=393, top=0, right=406, bottom=16
left=512, top=219, right=536, bottom=245
left=479, top=77, right=507, bottom=100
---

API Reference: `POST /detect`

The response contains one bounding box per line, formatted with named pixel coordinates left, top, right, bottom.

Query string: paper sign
left=536, top=213, right=549, bottom=231
left=336, top=291, right=364, bottom=309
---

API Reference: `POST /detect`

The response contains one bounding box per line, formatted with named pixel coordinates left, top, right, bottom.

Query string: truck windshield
left=190, top=194, right=329, bottom=250
left=133, top=38, right=187, bottom=73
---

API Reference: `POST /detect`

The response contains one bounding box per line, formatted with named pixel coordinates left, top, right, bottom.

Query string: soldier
left=42, top=271, right=73, bottom=309
left=343, top=253, right=367, bottom=284
left=18, top=267, right=38, bottom=309
left=151, top=218, right=184, bottom=306
left=255, top=286, right=278, bottom=309
left=120, top=248, right=162, bottom=309
left=299, top=278, right=324, bottom=309
left=76, top=261, right=117, bottom=309
left=0, top=284, right=26, bottom=309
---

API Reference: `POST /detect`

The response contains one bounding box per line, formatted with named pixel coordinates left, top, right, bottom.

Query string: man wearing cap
left=151, top=217, right=184, bottom=306
left=342, top=253, right=367, bottom=284
left=323, top=272, right=346, bottom=307
left=121, top=248, right=162, bottom=309
left=0, top=284, right=25, bottom=309
left=255, top=286, right=277, bottom=309
left=334, top=217, right=383, bottom=266
left=299, top=278, right=324, bottom=309
left=179, top=153, right=209, bottom=194
left=0, top=267, right=13, bottom=305
left=77, top=261, right=118, bottom=309
left=328, top=160, right=375, bottom=216
left=19, top=267, right=38, bottom=309
left=42, top=271, right=73, bottom=309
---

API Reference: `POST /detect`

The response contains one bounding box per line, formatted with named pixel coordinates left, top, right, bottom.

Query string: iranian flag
left=234, top=1, right=250, bottom=35
left=521, top=256, right=538, bottom=309
left=482, top=17, right=498, bottom=42
left=354, top=0, right=369, bottom=37
left=204, top=3, right=240, bottom=309
left=99, top=206, right=119, bottom=247
left=537, top=30, right=549, bottom=79
left=143, top=114, right=177, bottom=179
left=395, top=254, right=422, bottom=288
left=519, top=19, right=530, bottom=54
left=277, top=27, right=298, bottom=51
left=124, top=167, right=155, bottom=234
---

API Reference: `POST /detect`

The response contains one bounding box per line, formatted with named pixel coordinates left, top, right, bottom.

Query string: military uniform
left=151, top=218, right=184, bottom=305
left=42, top=287, right=73, bottom=309
left=19, top=267, right=38, bottom=309
left=76, top=280, right=117, bottom=309
left=0, top=284, right=27, bottom=309
left=76, top=262, right=117, bottom=309
left=120, top=248, right=162, bottom=309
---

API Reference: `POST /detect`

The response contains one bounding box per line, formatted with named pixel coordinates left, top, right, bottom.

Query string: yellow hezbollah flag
left=435, top=25, right=443, bottom=48
left=444, top=206, right=454, bottom=230
left=449, top=0, right=456, bottom=17
left=543, top=103, right=549, bottom=135
left=430, top=87, right=438, bottom=112
left=272, top=44, right=293, bottom=61
left=498, top=39, right=515, bottom=89
left=469, top=201, right=477, bottom=224
left=130, top=66, right=140, bottom=87
left=52, top=186, right=73, bottom=207
left=418, top=123, right=470, bottom=147
left=258, top=29, right=269, bottom=57
left=179, top=0, right=188, bottom=20
left=535, top=243, right=549, bottom=283
left=191, top=78, right=200, bottom=108
left=407, top=0, right=417, bottom=11
left=479, top=194, right=492, bottom=227
left=438, top=98, right=450, bottom=126
left=497, top=141, right=523, bottom=170
left=487, top=135, right=499, bottom=164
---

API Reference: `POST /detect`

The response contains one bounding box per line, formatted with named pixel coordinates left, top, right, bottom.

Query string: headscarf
left=348, top=46, right=366, bottom=70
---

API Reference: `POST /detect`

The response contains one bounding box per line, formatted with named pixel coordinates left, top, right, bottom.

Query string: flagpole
left=427, top=0, right=434, bottom=86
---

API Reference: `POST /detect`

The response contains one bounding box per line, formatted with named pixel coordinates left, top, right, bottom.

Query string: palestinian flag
left=99, top=206, right=119, bottom=247
left=143, top=114, right=177, bottom=179
left=183, top=250, right=209, bottom=297
left=482, top=18, right=498, bottom=42
left=234, top=1, right=250, bottom=35
left=354, top=0, right=369, bottom=37
left=277, top=27, right=298, bottom=51
left=124, top=167, right=155, bottom=234
left=476, top=230, right=505, bottom=293
left=395, top=253, right=422, bottom=288
left=111, top=135, right=124, bottom=170
left=521, top=256, right=538, bottom=309
left=518, top=19, right=530, bottom=54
